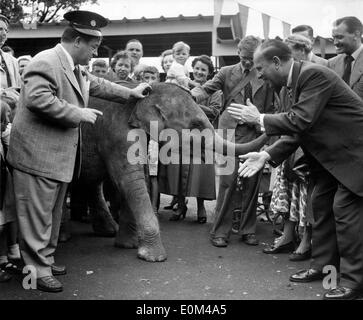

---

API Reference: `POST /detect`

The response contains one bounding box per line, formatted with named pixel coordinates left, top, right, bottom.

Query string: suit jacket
left=7, top=44, right=134, bottom=183
left=0, top=49, right=21, bottom=88
left=191, top=63, right=274, bottom=143
left=264, top=61, right=363, bottom=196
left=328, top=50, right=363, bottom=100
left=311, top=53, right=328, bottom=67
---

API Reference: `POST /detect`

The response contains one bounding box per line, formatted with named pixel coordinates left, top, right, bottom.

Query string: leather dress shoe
left=263, top=241, right=294, bottom=254
left=323, top=286, right=362, bottom=300
left=289, top=268, right=323, bottom=283
left=241, top=234, right=259, bottom=246
left=288, top=249, right=311, bottom=261
left=51, top=264, right=67, bottom=276
left=37, top=276, right=63, bottom=293
left=211, top=237, right=228, bottom=247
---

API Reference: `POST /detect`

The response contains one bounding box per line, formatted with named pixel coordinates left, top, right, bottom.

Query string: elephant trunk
left=204, top=130, right=269, bottom=157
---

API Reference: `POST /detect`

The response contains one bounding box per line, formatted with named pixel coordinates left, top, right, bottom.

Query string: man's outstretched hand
left=238, top=151, right=271, bottom=178
left=130, top=83, right=152, bottom=98
left=227, top=99, right=261, bottom=125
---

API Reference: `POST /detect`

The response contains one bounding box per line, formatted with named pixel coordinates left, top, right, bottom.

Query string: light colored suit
left=328, top=50, right=363, bottom=100
left=8, top=44, right=132, bottom=183
left=0, top=48, right=21, bottom=88
left=7, top=43, right=134, bottom=278
left=311, top=53, right=328, bottom=67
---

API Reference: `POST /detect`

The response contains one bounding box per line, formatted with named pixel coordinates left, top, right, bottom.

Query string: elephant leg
left=114, top=194, right=138, bottom=249
left=107, top=160, right=167, bottom=262
left=103, top=176, right=120, bottom=223
left=88, top=182, right=118, bottom=237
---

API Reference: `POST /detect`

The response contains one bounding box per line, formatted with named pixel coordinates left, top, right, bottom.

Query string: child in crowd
left=140, top=66, right=160, bottom=214
left=0, top=100, right=20, bottom=282
left=110, top=50, right=137, bottom=84
left=141, top=66, right=160, bottom=84
left=166, top=41, right=198, bottom=89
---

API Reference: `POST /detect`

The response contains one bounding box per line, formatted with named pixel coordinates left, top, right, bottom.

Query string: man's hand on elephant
left=238, top=151, right=271, bottom=178
left=80, top=108, right=103, bottom=124
left=130, top=83, right=152, bottom=98
left=227, top=99, right=261, bottom=125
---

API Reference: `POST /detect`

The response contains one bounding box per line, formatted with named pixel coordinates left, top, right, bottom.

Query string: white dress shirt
left=259, top=61, right=294, bottom=131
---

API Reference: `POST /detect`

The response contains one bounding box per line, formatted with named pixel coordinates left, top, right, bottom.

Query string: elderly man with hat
left=6, top=10, right=150, bottom=293
left=0, top=14, right=21, bottom=106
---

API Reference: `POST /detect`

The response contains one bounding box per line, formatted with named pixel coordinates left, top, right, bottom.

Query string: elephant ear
left=128, top=104, right=167, bottom=136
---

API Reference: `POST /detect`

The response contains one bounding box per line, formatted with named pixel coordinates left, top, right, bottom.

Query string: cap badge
left=90, top=20, right=96, bottom=27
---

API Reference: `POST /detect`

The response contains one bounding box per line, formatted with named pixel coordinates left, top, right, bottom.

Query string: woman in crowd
left=262, top=34, right=315, bottom=261
left=159, top=55, right=223, bottom=223
left=110, top=50, right=138, bottom=84
left=0, top=100, right=21, bottom=282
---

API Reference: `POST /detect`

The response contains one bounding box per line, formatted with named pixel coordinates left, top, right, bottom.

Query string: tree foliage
left=0, top=0, right=98, bottom=23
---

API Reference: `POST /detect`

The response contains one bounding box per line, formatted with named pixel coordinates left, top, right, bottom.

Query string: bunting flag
left=261, top=13, right=270, bottom=39
left=238, top=3, right=249, bottom=38
left=213, top=0, right=224, bottom=29
left=319, top=37, right=327, bottom=58
left=282, top=21, right=291, bottom=39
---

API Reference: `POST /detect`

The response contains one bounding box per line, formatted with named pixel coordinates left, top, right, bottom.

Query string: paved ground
left=0, top=194, right=328, bottom=301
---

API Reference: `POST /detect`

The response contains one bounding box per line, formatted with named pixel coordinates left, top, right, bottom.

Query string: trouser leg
left=210, top=157, right=241, bottom=239
left=13, top=169, right=67, bottom=278
left=333, top=184, right=363, bottom=289
left=310, top=170, right=339, bottom=271
left=239, top=170, right=262, bottom=235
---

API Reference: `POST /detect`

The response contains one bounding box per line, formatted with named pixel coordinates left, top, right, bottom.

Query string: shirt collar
left=351, top=44, right=363, bottom=61
left=307, top=51, right=313, bottom=62
left=286, top=60, right=294, bottom=88
left=60, top=44, right=75, bottom=71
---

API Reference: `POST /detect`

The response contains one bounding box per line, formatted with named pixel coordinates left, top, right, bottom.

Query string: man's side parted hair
left=292, top=25, right=314, bottom=38
left=258, top=39, right=292, bottom=62
left=334, top=16, right=363, bottom=35
left=238, top=35, right=262, bottom=53
left=126, top=39, right=143, bottom=48
left=61, top=26, right=102, bottom=43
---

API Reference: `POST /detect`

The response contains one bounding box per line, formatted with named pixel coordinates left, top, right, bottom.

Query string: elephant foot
left=137, top=234, right=167, bottom=262
left=114, top=235, right=138, bottom=249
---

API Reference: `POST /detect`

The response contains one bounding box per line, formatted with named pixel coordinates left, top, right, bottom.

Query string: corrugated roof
left=10, top=14, right=215, bottom=27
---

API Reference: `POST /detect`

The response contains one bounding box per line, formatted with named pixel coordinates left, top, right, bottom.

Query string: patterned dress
left=269, top=160, right=310, bottom=227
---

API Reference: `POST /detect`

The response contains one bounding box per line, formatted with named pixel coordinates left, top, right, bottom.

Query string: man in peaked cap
left=6, top=10, right=150, bottom=293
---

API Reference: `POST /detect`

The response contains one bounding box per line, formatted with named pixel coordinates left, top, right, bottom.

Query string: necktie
left=0, top=51, right=12, bottom=87
left=342, top=55, right=354, bottom=85
left=243, top=69, right=253, bottom=104
left=73, top=65, right=81, bottom=86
